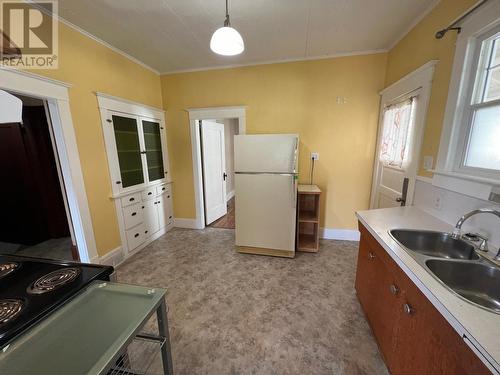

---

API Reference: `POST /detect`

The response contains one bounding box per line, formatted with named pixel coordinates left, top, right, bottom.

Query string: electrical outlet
left=336, top=96, right=347, bottom=104
left=311, top=152, right=319, bottom=161
left=423, top=155, right=434, bottom=170
left=433, top=192, right=444, bottom=211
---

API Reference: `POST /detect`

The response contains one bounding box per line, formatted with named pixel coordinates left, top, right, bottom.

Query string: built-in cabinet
left=98, top=93, right=173, bottom=258
left=356, top=223, right=491, bottom=374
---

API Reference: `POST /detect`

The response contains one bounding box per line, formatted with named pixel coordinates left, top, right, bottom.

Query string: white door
left=143, top=199, right=160, bottom=237
left=201, top=120, right=227, bottom=224
left=235, top=173, right=297, bottom=251
left=370, top=64, right=435, bottom=209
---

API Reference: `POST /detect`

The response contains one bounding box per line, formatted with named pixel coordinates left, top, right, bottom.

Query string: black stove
left=0, top=254, right=113, bottom=349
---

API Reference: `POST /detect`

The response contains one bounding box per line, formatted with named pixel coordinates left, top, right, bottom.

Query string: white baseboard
left=320, top=228, right=360, bottom=241
left=226, top=190, right=235, bottom=201
left=99, top=246, right=124, bottom=267
left=174, top=218, right=201, bottom=229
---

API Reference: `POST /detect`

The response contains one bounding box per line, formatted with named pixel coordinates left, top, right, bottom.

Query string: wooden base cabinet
left=355, top=222, right=491, bottom=375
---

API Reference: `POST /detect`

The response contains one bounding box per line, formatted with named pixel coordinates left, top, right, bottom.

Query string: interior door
left=201, top=120, right=227, bottom=225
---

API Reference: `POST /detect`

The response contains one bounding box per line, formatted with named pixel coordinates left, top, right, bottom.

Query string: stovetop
left=0, top=254, right=113, bottom=349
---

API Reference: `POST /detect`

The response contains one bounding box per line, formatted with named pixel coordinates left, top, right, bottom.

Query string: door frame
left=187, top=106, right=246, bottom=229
left=0, top=67, right=98, bottom=263
left=369, top=61, right=437, bottom=209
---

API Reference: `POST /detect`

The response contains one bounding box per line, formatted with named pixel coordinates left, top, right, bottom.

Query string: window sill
left=430, top=170, right=500, bottom=203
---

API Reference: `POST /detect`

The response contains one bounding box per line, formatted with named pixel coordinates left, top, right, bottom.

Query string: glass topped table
left=0, top=281, right=173, bottom=375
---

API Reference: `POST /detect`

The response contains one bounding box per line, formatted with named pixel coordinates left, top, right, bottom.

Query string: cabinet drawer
left=156, top=184, right=171, bottom=196
left=121, top=192, right=141, bottom=207
left=123, top=203, right=144, bottom=230
left=142, top=187, right=156, bottom=201
left=126, top=223, right=146, bottom=251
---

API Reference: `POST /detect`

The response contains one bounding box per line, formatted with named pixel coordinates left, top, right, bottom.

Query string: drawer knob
left=167, top=195, right=170, bottom=198
left=145, top=230, right=148, bottom=234
left=162, top=187, right=165, bottom=191
left=169, top=216, right=172, bottom=219
left=134, top=233, right=139, bottom=238
left=148, top=192, right=152, bottom=195
left=389, top=284, right=399, bottom=295
left=129, top=197, right=135, bottom=202
left=142, top=206, right=145, bottom=209
left=368, top=252, right=375, bottom=260
left=403, top=303, right=414, bottom=315
left=131, top=212, right=137, bottom=216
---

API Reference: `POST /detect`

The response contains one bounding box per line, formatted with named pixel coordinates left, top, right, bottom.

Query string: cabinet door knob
left=148, top=192, right=152, bottom=195
left=389, top=284, right=399, bottom=295
left=368, top=252, right=375, bottom=260
left=167, top=195, right=170, bottom=198
left=169, top=216, right=172, bottom=219
left=145, top=230, right=148, bottom=234
left=403, top=303, right=413, bottom=315
left=142, top=206, right=145, bottom=209
left=131, top=212, right=137, bottom=216
left=116, top=181, right=122, bottom=185
left=134, top=233, right=139, bottom=238
left=129, top=197, right=135, bottom=202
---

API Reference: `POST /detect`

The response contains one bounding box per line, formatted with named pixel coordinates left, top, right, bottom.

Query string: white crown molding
left=160, top=49, right=388, bottom=75
left=24, top=0, right=160, bottom=75
left=386, top=0, right=441, bottom=51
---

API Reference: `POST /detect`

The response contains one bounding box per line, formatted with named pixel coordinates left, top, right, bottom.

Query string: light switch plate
left=423, top=155, right=433, bottom=170
left=311, top=152, right=319, bottom=161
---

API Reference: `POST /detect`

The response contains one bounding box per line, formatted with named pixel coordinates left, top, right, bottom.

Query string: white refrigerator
left=234, top=134, right=299, bottom=256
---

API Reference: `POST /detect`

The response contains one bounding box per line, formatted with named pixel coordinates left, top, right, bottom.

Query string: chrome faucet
left=453, top=208, right=500, bottom=260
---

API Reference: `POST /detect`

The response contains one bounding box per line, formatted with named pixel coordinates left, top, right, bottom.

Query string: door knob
left=368, top=252, right=375, bottom=260
left=389, top=284, right=399, bottom=295
left=396, top=197, right=405, bottom=203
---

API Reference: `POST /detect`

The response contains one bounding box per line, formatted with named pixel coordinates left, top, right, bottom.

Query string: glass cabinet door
left=141, top=120, right=165, bottom=182
left=112, top=114, right=145, bottom=188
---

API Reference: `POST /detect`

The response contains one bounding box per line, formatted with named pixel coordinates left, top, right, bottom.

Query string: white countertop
left=356, top=206, right=500, bottom=374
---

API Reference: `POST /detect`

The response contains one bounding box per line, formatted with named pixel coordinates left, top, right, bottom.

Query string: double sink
left=390, top=229, right=500, bottom=314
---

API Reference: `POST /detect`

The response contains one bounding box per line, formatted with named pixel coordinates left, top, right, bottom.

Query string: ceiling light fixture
left=210, top=0, right=244, bottom=56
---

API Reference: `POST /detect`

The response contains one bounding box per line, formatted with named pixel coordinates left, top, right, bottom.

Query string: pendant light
left=210, top=0, right=244, bottom=56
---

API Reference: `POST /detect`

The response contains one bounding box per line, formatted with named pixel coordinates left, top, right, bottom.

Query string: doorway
left=187, top=106, right=246, bottom=230
left=0, top=93, right=76, bottom=261
left=370, top=62, right=436, bottom=209
left=200, top=119, right=238, bottom=229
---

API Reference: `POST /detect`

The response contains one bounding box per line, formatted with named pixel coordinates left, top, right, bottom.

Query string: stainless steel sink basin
left=390, top=229, right=479, bottom=260
left=426, top=259, right=500, bottom=313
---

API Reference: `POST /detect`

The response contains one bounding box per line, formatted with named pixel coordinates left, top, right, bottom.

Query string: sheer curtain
left=379, top=97, right=417, bottom=169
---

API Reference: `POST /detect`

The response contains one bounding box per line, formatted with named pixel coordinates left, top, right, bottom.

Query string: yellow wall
left=28, top=22, right=163, bottom=256
left=385, top=0, right=477, bottom=177
left=161, top=54, right=387, bottom=230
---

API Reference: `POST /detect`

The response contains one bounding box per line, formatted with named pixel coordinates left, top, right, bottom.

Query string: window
left=461, top=29, right=500, bottom=173
left=379, top=97, right=417, bottom=169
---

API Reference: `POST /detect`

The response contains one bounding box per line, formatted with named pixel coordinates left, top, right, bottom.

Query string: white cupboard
left=98, top=93, right=174, bottom=259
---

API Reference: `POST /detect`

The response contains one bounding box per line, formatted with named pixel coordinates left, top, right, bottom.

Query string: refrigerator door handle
left=292, top=175, right=297, bottom=209
left=291, top=138, right=298, bottom=173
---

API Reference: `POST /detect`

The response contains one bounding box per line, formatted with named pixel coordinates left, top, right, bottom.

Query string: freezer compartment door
left=235, top=173, right=297, bottom=251
left=234, top=134, right=299, bottom=173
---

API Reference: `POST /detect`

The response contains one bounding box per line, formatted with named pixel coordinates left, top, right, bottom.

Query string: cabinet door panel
left=142, top=120, right=165, bottom=183
left=112, top=114, right=145, bottom=188
left=158, top=194, right=173, bottom=228
left=355, top=237, right=399, bottom=368
left=143, top=199, right=160, bottom=237
left=393, top=267, right=491, bottom=375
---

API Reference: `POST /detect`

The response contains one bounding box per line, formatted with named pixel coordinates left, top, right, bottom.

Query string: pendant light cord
left=224, top=0, right=231, bottom=26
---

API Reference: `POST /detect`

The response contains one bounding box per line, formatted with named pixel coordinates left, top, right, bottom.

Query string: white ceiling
left=51, top=0, right=439, bottom=74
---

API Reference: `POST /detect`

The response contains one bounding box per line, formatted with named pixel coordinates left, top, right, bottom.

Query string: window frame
left=454, top=25, right=500, bottom=179
left=435, top=0, right=500, bottom=200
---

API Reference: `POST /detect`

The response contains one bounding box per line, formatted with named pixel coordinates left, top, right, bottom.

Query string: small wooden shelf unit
left=297, top=185, right=321, bottom=252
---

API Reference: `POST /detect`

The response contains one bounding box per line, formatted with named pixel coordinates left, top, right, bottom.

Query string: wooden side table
left=296, top=184, right=321, bottom=252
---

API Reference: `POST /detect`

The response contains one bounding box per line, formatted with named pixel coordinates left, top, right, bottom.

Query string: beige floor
left=116, top=228, right=388, bottom=375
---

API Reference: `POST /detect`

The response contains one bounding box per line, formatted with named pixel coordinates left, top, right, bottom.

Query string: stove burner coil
left=0, top=299, right=23, bottom=325
left=27, top=268, right=81, bottom=294
left=0, top=262, right=19, bottom=279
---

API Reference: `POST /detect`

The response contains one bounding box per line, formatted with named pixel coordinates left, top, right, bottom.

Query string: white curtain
left=379, top=97, right=416, bottom=169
